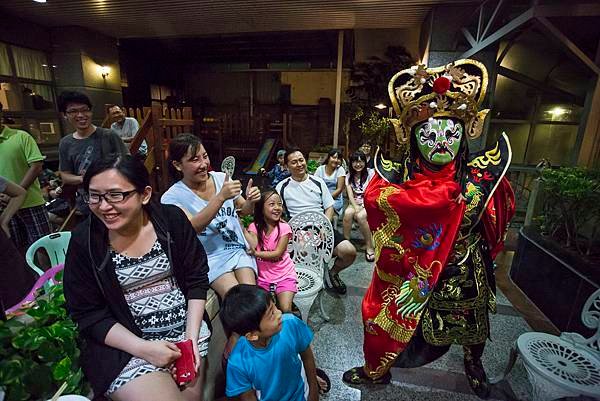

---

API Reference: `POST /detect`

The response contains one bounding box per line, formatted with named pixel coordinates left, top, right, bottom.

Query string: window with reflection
left=489, top=29, right=593, bottom=167
left=12, top=46, right=52, bottom=81
left=0, top=44, right=11, bottom=76
left=0, top=42, right=59, bottom=151
left=20, top=83, right=55, bottom=111
left=537, top=102, right=583, bottom=124
left=490, top=52, right=588, bottom=165
left=492, top=75, right=535, bottom=121
left=526, top=124, right=578, bottom=166
left=488, top=122, right=530, bottom=165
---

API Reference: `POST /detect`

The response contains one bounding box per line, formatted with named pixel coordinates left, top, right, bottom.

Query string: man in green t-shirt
left=0, top=102, right=51, bottom=251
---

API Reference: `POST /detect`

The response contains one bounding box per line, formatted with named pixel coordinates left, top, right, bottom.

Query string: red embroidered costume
left=343, top=59, right=515, bottom=398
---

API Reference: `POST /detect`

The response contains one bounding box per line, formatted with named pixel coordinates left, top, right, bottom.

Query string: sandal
left=342, top=366, right=391, bottom=385
left=316, top=368, right=331, bottom=394
left=325, top=270, right=347, bottom=295
left=365, top=250, right=375, bottom=263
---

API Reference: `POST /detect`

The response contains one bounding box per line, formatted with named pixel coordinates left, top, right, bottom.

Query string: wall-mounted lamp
left=100, top=65, right=110, bottom=79
left=547, top=106, right=567, bottom=118
left=374, top=103, right=387, bottom=110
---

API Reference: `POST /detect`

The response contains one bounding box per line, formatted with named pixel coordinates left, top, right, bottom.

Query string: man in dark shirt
left=57, top=91, right=128, bottom=213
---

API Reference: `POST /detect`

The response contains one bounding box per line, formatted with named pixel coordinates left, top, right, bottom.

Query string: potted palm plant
left=346, top=46, right=414, bottom=151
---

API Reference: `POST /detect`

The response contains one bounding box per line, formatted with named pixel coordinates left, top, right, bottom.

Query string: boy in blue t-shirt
left=221, top=284, right=319, bottom=401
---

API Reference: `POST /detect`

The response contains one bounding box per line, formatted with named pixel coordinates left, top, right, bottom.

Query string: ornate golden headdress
left=388, top=59, right=489, bottom=144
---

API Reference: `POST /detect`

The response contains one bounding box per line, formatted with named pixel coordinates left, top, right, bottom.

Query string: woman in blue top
left=161, top=134, right=260, bottom=299
left=264, top=149, right=290, bottom=187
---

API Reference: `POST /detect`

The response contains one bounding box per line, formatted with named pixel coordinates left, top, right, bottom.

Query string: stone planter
left=510, top=227, right=600, bottom=336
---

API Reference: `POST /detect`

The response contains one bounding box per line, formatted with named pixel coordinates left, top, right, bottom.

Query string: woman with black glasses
left=63, top=155, right=211, bottom=401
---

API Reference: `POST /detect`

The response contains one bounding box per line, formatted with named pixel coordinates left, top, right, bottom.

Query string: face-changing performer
left=342, top=59, right=515, bottom=399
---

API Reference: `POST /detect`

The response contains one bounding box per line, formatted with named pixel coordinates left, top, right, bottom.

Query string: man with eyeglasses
left=57, top=91, right=128, bottom=214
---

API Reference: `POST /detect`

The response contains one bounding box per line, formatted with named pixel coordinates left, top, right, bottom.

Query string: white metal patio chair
left=288, top=211, right=334, bottom=323
left=493, top=289, right=600, bottom=400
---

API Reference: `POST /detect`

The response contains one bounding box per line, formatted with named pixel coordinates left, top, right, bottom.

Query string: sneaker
left=326, top=270, right=347, bottom=295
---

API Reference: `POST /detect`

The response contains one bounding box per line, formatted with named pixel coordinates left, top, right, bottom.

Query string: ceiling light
left=33, top=0, right=47, bottom=3
left=374, top=103, right=387, bottom=110
left=547, top=107, right=567, bottom=118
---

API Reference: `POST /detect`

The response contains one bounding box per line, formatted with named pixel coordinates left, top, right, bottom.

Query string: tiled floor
left=305, top=225, right=548, bottom=401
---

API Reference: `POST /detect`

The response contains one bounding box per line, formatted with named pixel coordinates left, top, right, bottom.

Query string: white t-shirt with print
left=161, top=171, right=257, bottom=283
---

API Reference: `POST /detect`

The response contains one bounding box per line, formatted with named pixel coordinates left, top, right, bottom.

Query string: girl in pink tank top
left=242, top=189, right=297, bottom=312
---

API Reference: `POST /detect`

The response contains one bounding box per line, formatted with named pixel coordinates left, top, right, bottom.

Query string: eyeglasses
left=65, top=107, right=91, bottom=116
left=84, top=190, right=137, bottom=205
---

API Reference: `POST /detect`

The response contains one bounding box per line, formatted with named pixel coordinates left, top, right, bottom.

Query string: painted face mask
left=415, top=118, right=463, bottom=165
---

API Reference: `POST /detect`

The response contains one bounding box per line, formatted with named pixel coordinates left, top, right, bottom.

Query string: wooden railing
left=102, top=105, right=193, bottom=192
left=200, top=113, right=291, bottom=164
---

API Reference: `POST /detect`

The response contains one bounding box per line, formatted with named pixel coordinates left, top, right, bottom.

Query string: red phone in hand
left=174, top=339, right=196, bottom=386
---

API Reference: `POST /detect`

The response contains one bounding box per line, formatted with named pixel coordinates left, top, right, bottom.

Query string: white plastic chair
left=25, top=231, right=72, bottom=292
left=493, top=289, right=600, bottom=400
left=288, top=211, right=334, bottom=323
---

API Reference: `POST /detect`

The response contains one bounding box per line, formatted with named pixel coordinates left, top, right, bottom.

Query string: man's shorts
left=9, top=205, right=52, bottom=249
left=333, top=229, right=345, bottom=248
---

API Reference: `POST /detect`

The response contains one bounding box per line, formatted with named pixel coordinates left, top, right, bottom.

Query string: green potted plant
left=240, top=214, right=254, bottom=228
left=510, top=166, right=600, bottom=333
left=537, top=167, right=600, bottom=255
left=354, top=108, right=391, bottom=148
left=307, top=145, right=331, bottom=168
left=306, top=159, right=319, bottom=174
left=0, top=276, right=89, bottom=401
